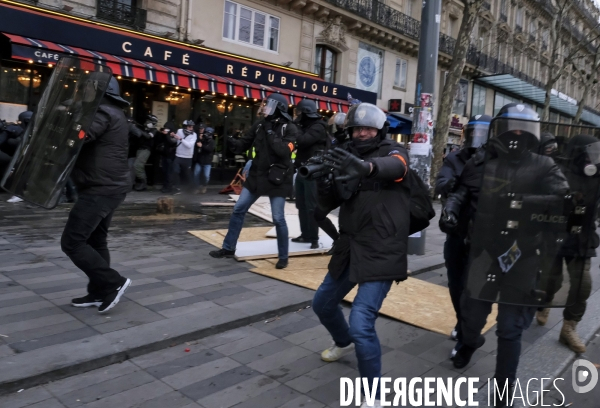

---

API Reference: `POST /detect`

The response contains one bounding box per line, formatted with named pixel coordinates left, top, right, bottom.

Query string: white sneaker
left=450, top=328, right=458, bottom=340
left=321, top=342, right=355, bottom=362
left=7, top=196, right=23, bottom=203
left=361, top=400, right=382, bottom=408
left=450, top=344, right=459, bottom=359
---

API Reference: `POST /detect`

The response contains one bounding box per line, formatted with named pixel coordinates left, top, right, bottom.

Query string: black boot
left=453, top=335, right=485, bottom=368
left=276, top=258, right=288, bottom=269
left=134, top=178, right=147, bottom=191
left=310, top=240, right=319, bottom=249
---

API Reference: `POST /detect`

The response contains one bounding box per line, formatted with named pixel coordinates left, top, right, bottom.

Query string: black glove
left=323, top=147, right=371, bottom=182
left=316, top=173, right=333, bottom=196
left=439, top=210, right=458, bottom=234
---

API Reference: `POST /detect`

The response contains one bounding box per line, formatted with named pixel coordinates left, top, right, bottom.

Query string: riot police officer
left=442, top=104, right=569, bottom=407
left=292, top=99, right=328, bottom=248
left=312, top=103, right=409, bottom=406
left=436, top=114, right=491, bottom=355
left=209, top=93, right=298, bottom=269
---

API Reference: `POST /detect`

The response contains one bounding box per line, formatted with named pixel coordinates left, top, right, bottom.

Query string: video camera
left=298, top=152, right=335, bottom=180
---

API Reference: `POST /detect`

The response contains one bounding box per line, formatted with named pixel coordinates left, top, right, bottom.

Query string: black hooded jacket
left=294, top=117, right=328, bottom=169
left=230, top=116, right=299, bottom=197
left=193, top=133, right=215, bottom=165
left=71, top=98, right=131, bottom=195
left=321, top=139, right=410, bottom=283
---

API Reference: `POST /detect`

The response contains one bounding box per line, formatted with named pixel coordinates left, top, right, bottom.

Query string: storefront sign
left=405, top=103, right=414, bottom=115
left=0, top=2, right=377, bottom=103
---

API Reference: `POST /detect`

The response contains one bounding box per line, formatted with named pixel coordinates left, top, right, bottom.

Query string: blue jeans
left=460, top=296, right=536, bottom=384
left=222, top=187, right=289, bottom=259
left=312, top=267, right=392, bottom=399
left=242, top=160, right=253, bottom=179
left=194, top=163, right=212, bottom=186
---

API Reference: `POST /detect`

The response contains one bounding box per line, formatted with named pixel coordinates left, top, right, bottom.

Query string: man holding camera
left=310, top=103, right=409, bottom=408
left=209, top=93, right=298, bottom=269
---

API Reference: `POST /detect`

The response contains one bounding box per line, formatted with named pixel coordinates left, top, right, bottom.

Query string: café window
left=314, top=45, right=337, bottom=83
left=223, top=1, right=280, bottom=52
left=0, top=67, right=35, bottom=105
left=471, top=84, right=486, bottom=117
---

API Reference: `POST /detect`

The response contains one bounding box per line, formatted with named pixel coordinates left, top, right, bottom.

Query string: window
left=405, top=0, right=414, bottom=17
left=500, top=0, right=507, bottom=16
left=471, top=84, right=487, bottom=117
left=315, top=45, right=337, bottom=83
left=516, top=7, right=523, bottom=27
left=447, top=16, right=457, bottom=37
left=529, top=19, right=536, bottom=35
left=222, top=1, right=280, bottom=52
left=394, top=58, right=408, bottom=89
left=494, top=92, right=519, bottom=116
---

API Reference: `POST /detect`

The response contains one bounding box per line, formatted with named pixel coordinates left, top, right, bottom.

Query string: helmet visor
left=464, top=125, right=489, bottom=148
left=586, top=141, right=600, bottom=165
left=259, top=99, right=280, bottom=117
left=492, top=117, right=540, bottom=142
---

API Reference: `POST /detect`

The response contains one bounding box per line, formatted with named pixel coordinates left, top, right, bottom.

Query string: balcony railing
left=439, top=33, right=456, bottom=55
left=97, top=0, right=146, bottom=29
left=324, top=0, right=420, bottom=40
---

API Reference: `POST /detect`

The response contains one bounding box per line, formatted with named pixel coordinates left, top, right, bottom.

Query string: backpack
left=407, top=168, right=436, bottom=235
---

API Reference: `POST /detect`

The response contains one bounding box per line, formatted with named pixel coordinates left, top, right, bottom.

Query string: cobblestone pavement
left=0, top=189, right=599, bottom=407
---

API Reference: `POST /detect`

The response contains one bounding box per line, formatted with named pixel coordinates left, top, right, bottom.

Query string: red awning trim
left=3, top=33, right=351, bottom=110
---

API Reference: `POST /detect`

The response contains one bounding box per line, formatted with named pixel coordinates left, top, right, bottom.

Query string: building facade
left=1, top=0, right=599, bottom=143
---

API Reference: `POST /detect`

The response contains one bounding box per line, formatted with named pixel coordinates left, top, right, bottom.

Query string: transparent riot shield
left=1, top=57, right=112, bottom=209
left=465, top=118, right=600, bottom=307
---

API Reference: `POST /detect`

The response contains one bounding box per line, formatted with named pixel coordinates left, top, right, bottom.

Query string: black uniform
left=294, top=117, right=328, bottom=243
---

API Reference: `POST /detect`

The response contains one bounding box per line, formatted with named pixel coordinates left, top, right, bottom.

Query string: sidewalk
left=1, top=188, right=599, bottom=408
left=0, top=188, right=444, bottom=396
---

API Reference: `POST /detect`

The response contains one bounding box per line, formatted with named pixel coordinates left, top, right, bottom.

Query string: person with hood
left=209, top=93, right=299, bottom=269
left=292, top=99, right=328, bottom=248
left=311, top=103, right=409, bottom=408
left=435, top=114, right=491, bottom=356
left=61, top=75, right=132, bottom=314
left=193, top=124, right=215, bottom=194
left=535, top=133, right=599, bottom=354
left=1, top=111, right=32, bottom=203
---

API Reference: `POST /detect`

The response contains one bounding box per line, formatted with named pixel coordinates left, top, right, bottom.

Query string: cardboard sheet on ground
left=188, top=227, right=497, bottom=335
left=228, top=194, right=339, bottom=238
left=189, top=228, right=333, bottom=260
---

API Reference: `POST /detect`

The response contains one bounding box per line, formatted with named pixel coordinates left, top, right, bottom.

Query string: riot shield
left=1, top=57, right=112, bottom=209
left=465, top=118, right=600, bottom=307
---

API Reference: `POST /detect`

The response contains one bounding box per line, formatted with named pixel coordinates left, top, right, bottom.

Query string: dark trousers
left=173, top=157, right=192, bottom=189
left=61, top=193, right=126, bottom=299
left=543, top=256, right=592, bottom=321
left=295, top=176, right=319, bottom=241
left=444, top=234, right=469, bottom=337
left=314, top=206, right=339, bottom=241
left=460, top=296, right=536, bottom=384
left=161, top=156, right=174, bottom=191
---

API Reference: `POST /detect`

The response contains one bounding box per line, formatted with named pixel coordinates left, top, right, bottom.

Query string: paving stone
left=284, top=363, right=354, bottom=393
left=1, top=313, right=74, bottom=335
left=230, top=338, right=295, bottom=365
left=229, top=384, right=301, bottom=408
left=125, top=282, right=172, bottom=294
left=198, top=375, right=280, bottom=408
left=124, top=285, right=182, bottom=301
left=166, top=274, right=225, bottom=290
left=0, top=290, right=36, bottom=302
left=418, top=338, right=459, bottom=365
left=161, top=357, right=241, bottom=389
left=83, top=380, right=173, bottom=408
left=247, top=345, right=314, bottom=373
left=266, top=317, right=321, bottom=338
left=135, top=391, right=197, bottom=408
left=0, top=386, right=53, bottom=408
left=16, top=272, right=81, bottom=286
left=146, top=295, right=208, bottom=312
left=145, top=349, right=224, bottom=379
left=265, top=354, right=328, bottom=383
left=0, top=300, right=54, bottom=317
left=9, top=326, right=99, bottom=353
left=283, top=325, right=330, bottom=346
left=119, top=258, right=167, bottom=266
left=132, top=290, right=194, bottom=306
left=198, top=285, right=250, bottom=301
left=279, top=395, right=326, bottom=408
left=157, top=300, right=216, bottom=318
left=306, top=377, right=354, bottom=405
left=177, top=365, right=260, bottom=402
left=22, top=397, right=66, bottom=408
left=56, top=370, right=157, bottom=407
left=44, top=362, right=139, bottom=396
left=212, top=290, right=264, bottom=306
left=31, top=282, right=83, bottom=295
left=200, top=326, right=265, bottom=348
left=214, top=330, right=278, bottom=356
left=137, top=264, right=186, bottom=274
left=398, top=331, right=448, bottom=355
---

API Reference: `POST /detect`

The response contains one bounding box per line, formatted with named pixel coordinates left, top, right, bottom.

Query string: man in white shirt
left=170, top=119, right=197, bottom=193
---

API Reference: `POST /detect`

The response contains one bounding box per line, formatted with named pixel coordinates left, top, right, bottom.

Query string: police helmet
left=464, top=114, right=491, bottom=149
left=539, top=131, right=558, bottom=157
left=182, top=119, right=195, bottom=127
left=493, top=103, right=540, bottom=154
left=344, top=103, right=388, bottom=139
left=260, top=93, right=291, bottom=120
left=18, top=111, right=33, bottom=125
left=295, top=99, right=320, bottom=119
left=104, top=76, right=130, bottom=107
